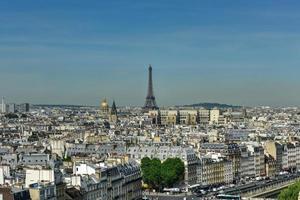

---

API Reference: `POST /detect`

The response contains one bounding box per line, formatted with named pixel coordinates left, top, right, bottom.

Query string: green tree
left=279, top=181, right=300, bottom=200
left=161, top=158, right=185, bottom=188
left=141, top=157, right=152, bottom=184
left=141, top=157, right=161, bottom=190
left=148, top=158, right=162, bottom=189
left=141, top=157, right=185, bottom=190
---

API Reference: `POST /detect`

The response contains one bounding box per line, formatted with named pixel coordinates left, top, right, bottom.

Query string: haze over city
left=4, top=2, right=300, bottom=200
left=1, top=0, right=300, bottom=106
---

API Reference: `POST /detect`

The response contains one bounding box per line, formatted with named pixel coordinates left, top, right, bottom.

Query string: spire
left=143, top=65, right=158, bottom=111
left=109, top=100, right=118, bottom=123
left=111, top=100, right=117, bottom=115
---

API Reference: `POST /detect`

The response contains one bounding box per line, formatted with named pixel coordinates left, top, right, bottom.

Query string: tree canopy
left=5, top=113, right=18, bottom=119
left=141, top=157, right=161, bottom=189
left=141, top=157, right=185, bottom=190
left=279, top=181, right=300, bottom=200
left=161, top=157, right=185, bottom=187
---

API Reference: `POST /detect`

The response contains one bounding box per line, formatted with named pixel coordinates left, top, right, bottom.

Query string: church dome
left=100, top=99, right=109, bottom=110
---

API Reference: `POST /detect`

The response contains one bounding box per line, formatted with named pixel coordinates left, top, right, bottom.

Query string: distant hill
left=178, top=103, right=241, bottom=109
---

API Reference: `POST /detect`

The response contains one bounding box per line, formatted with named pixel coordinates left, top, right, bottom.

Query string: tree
left=148, top=158, right=162, bottom=189
left=5, top=113, right=18, bottom=119
left=141, top=157, right=161, bottom=190
left=141, top=157, right=152, bottom=184
left=161, top=158, right=185, bottom=188
left=141, top=157, right=151, bottom=170
left=141, top=157, right=185, bottom=190
left=279, top=181, right=300, bottom=200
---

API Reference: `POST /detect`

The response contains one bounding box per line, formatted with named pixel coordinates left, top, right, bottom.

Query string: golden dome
left=100, top=98, right=109, bottom=109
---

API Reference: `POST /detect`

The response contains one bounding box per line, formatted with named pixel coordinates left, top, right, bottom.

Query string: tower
left=1, top=97, right=5, bottom=113
left=109, top=100, right=118, bottom=123
left=143, top=65, right=158, bottom=111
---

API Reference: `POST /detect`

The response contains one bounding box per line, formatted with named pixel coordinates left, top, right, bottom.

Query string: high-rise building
left=19, top=103, right=30, bottom=112
left=7, top=103, right=16, bottom=113
left=210, top=108, right=220, bottom=124
left=1, top=97, right=6, bottom=113
left=143, top=65, right=158, bottom=111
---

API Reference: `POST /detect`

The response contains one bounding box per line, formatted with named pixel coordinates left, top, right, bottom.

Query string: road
left=145, top=191, right=217, bottom=200
left=143, top=172, right=300, bottom=200
left=224, top=173, right=300, bottom=196
left=145, top=194, right=217, bottom=200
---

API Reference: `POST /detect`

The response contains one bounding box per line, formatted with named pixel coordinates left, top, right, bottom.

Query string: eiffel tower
left=143, top=65, right=158, bottom=111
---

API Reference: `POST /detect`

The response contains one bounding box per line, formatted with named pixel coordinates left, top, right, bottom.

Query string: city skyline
left=1, top=1, right=300, bottom=106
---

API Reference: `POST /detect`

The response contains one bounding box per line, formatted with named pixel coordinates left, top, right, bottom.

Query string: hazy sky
left=1, top=0, right=300, bottom=107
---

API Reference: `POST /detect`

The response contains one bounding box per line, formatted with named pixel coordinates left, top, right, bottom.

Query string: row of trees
left=4, top=113, right=27, bottom=119
left=141, top=157, right=185, bottom=191
left=279, top=181, right=300, bottom=200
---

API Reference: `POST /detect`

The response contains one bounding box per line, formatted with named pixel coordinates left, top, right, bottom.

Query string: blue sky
left=1, top=0, right=300, bottom=106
